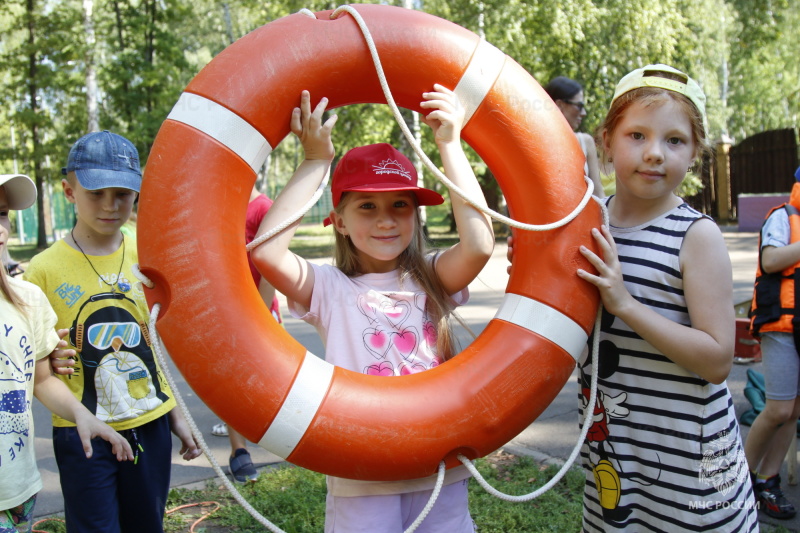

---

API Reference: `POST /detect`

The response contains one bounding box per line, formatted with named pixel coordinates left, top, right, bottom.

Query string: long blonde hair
left=332, top=194, right=462, bottom=361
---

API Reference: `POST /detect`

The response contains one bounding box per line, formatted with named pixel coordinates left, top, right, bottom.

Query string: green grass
left=32, top=453, right=795, bottom=533
left=8, top=204, right=496, bottom=265
left=154, top=452, right=585, bottom=533
left=6, top=243, right=38, bottom=263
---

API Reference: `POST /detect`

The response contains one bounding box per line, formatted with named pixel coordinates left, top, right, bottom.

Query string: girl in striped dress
left=576, top=65, right=759, bottom=531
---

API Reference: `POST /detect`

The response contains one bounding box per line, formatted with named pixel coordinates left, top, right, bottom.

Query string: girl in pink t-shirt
left=252, top=86, right=493, bottom=533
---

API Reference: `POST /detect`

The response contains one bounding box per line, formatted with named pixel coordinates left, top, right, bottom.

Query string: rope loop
left=131, top=263, right=154, bottom=289
left=458, top=200, right=607, bottom=501
left=146, top=6, right=608, bottom=531
left=148, top=304, right=289, bottom=533
left=329, top=4, right=595, bottom=233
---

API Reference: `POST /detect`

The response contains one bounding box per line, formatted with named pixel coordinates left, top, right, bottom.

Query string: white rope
left=146, top=301, right=289, bottom=533
left=460, top=307, right=601, bottom=501
left=458, top=199, right=608, bottom=501
left=134, top=4, right=608, bottom=529
left=404, top=461, right=446, bottom=533
left=134, top=265, right=445, bottom=533
left=246, top=170, right=329, bottom=252
left=329, top=4, right=595, bottom=232
left=131, top=263, right=153, bottom=289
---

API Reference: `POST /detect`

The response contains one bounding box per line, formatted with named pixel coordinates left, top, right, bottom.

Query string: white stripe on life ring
left=494, top=293, right=587, bottom=362
left=258, top=351, right=334, bottom=458
left=167, top=92, right=273, bottom=174
left=454, top=38, right=506, bottom=126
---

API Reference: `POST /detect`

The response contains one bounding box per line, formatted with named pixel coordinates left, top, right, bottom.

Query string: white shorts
left=324, top=479, right=475, bottom=533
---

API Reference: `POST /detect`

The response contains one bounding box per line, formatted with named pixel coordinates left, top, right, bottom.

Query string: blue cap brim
left=75, top=168, right=142, bottom=192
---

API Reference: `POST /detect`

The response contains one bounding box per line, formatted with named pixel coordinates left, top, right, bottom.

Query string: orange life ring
left=138, top=4, right=601, bottom=481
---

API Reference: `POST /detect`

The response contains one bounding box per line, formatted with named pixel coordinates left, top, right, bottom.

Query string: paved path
left=33, top=229, right=800, bottom=530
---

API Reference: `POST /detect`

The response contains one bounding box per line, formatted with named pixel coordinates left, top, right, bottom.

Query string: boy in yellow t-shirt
left=25, top=131, right=201, bottom=532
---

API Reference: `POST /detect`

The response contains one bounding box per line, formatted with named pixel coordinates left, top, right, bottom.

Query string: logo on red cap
left=372, top=159, right=413, bottom=181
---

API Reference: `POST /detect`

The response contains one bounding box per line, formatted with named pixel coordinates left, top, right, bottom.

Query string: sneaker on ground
left=211, top=422, right=228, bottom=437
left=229, top=448, right=259, bottom=483
left=750, top=471, right=760, bottom=491
left=757, top=474, right=797, bottom=519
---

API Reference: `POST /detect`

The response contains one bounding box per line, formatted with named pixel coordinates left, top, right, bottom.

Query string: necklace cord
left=71, top=228, right=126, bottom=293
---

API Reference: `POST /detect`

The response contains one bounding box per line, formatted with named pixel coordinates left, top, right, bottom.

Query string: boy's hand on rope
left=292, top=90, right=337, bottom=161
left=420, top=84, right=465, bottom=146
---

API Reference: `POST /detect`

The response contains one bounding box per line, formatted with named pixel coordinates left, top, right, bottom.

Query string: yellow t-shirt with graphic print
left=25, top=238, right=175, bottom=430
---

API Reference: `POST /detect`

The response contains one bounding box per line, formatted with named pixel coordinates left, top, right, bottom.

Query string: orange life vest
left=750, top=182, right=800, bottom=344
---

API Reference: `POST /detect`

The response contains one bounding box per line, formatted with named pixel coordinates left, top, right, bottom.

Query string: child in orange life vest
left=251, top=87, right=493, bottom=532
left=0, top=174, right=133, bottom=533
left=558, top=65, right=756, bottom=531
left=744, top=165, right=800, bottom=520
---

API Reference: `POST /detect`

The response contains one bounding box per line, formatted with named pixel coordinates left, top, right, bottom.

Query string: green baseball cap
left=612, top=64, right=707, bottom=133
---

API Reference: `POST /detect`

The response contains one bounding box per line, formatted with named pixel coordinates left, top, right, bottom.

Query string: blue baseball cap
left=795, top=166, right=800, bottom=182
left=62, top=131, right=142, bottom=192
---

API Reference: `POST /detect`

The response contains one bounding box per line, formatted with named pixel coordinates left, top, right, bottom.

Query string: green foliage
left=158, top=455, right=583, bottom=532
left=0, top=0, right=797, bottom=207
left=27, top=518, right=67, bottom=533
left=678, top=171, right=705, bottom=198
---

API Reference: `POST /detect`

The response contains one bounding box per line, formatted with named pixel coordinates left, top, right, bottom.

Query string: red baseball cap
left=323, top=143, right=444, bottom=226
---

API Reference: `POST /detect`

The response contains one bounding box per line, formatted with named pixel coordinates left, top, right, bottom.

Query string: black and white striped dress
left=579, top=202, right=758, bottom=532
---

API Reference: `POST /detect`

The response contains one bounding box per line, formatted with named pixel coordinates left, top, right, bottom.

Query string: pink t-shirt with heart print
left=288, top=262, right=467, bottom=375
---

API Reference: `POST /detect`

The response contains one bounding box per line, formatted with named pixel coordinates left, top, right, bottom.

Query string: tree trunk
left=144, top=0, right=155, bottom=113
left=111, top=0, right=133, bottom=125
left=83, top=0, right=99, bottom=132
left=26, top=0, right=46, bottom=248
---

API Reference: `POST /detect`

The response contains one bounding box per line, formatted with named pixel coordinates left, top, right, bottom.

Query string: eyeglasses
left=564, top=100, right=586, bottom=111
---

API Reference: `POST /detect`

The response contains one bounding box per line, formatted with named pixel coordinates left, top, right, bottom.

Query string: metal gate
left=730, top=128, right=799, bottom=215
